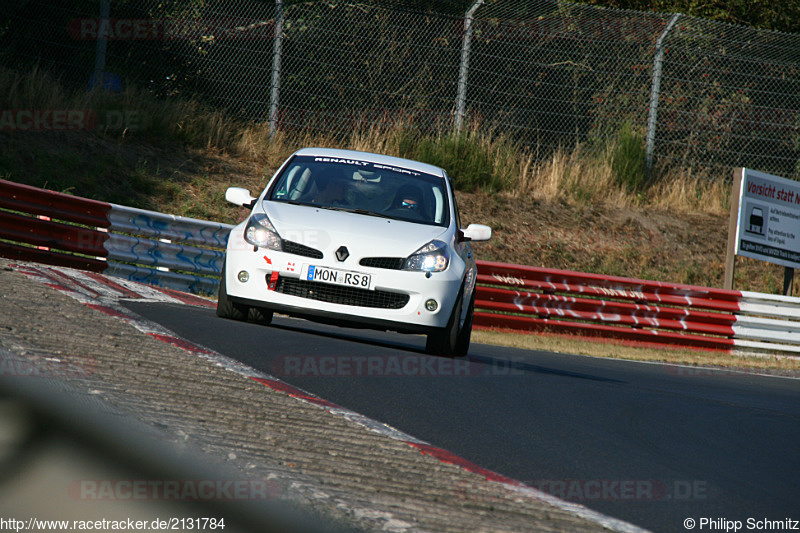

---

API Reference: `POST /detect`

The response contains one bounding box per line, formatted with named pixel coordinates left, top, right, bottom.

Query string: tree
left=577, top=0, right=800, bottom=33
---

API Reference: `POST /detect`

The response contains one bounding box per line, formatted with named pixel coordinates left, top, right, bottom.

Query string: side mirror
left=460, top=223, right=492, bottom=242
left=226, top=187, right=256, bottom=208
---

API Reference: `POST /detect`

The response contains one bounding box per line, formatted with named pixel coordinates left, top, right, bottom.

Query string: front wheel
left=425, top=289, right=473, bottom=357
left=454, top=291, right=475, bottom=355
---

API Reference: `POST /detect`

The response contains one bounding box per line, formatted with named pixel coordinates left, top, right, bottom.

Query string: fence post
left=268, top=0, right=285, bottom=137
left=91, top=0, right=111, bottom=90
left=724, top=167, right=744, bottom=290
left=645, top=13, right=681, bottom=177
left=454, top=0, right=484, bottom=134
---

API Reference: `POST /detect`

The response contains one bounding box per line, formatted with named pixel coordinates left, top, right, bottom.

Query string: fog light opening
left=237, top=270, right=250, bottom=283
left=425, top=299, right=438, bottom=312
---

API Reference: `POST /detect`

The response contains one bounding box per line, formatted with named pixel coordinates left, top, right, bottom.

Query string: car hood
left=263, top=202, right=450, bottom=259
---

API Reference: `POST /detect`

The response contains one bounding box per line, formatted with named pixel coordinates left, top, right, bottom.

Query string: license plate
left=303, top=265, right=373, bottom=290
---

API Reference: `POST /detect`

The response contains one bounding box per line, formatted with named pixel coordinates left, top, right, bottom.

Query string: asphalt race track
left=123, top=301, right=800, bottom=533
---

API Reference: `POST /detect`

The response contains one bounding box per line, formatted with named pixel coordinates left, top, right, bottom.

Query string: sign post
left=725, top=167, right=800, bottom=294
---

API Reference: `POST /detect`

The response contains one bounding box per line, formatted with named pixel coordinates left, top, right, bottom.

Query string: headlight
left=244, top=213, right=281, bottom=250
left=403, top=240, right=449, bottom=272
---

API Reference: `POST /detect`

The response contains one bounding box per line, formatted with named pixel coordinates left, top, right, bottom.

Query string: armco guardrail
left=473, top=262, right=800, bottom=354
left=0, top=179, right=231, bottom=295
left=2, top=178, right=799, bottom=355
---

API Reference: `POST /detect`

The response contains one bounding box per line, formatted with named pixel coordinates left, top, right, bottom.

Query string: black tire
left=216, top=266, right=249, bottom=321
left=249, top=307, right=274, bottom=325
left=454, top=291, right=475, bottom=356
left=426, top=288, right=471, bottom=357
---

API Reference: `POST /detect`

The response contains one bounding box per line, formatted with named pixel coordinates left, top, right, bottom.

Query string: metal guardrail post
left=645, top=13, right=681, bottom=177
left=454, top=0, right=484, bottom=134
left=268, top=0, right=285, bottom=137
left=91, top=0, right=111, bottom=90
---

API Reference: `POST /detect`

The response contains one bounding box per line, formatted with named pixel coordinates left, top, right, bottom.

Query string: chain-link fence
left=2, top=0, right=799, bottom=179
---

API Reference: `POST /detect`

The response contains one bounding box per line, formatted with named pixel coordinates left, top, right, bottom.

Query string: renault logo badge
left=335, top=246, right=349, bottom=262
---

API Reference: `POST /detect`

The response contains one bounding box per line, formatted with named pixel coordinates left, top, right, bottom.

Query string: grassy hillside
left=0, top=66, right=794, bottom=297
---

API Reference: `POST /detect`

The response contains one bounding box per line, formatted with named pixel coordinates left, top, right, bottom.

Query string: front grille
left=359, top=257, right=405, bottom=270
left=282, top=240, right=323, bottom=259
left=275, top=277, right=409, bottom=309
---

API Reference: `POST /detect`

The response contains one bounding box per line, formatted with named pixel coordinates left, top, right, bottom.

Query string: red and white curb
left=12, top=262, right=646, bottom=533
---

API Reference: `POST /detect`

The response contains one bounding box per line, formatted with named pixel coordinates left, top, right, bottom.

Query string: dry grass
left=0, top=65, right=735, bottom=217
left=471, top=329, right=800, bottom=374
left=517, top=144, right=634, bottom=208
left=646, top=167, right=731, bottom=214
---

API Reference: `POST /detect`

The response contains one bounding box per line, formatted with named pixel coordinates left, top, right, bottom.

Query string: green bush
left=611, top=122, right=647, bottom=193
left=394, top=129, right=509, bottom=193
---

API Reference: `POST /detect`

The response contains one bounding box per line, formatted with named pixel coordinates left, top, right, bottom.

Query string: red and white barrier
left=3, top=178, right=799, bottom=355
left=474, top=261, right=800, bottom=354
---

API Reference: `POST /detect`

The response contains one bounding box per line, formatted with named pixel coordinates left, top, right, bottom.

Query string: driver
left=392, top=184, right=424, bottom=214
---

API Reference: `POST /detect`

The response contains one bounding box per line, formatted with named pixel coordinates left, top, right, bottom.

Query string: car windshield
left=267, top=155, right=450, bottom=227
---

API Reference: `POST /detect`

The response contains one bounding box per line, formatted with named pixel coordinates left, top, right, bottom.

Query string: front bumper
left=223, top=241, right=464, bottom=332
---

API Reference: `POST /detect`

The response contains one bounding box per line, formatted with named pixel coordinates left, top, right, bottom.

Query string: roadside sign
left=735, top=168, right=800, bottom=268
left=725, top=168, right=800, bottom=291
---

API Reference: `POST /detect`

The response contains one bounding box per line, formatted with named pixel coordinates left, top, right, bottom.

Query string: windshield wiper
left=318, top=205, right=398, bottom=220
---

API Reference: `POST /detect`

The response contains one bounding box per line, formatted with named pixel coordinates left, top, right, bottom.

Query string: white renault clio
left=218, top=148, right=491, bottom=356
